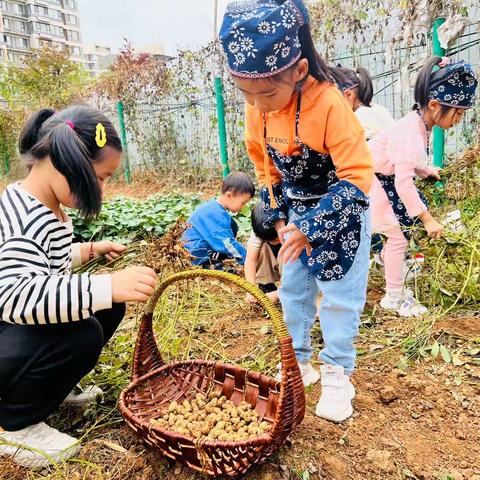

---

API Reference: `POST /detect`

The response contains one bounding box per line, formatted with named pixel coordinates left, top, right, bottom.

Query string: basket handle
left=132, top=269, right=291, bottom=381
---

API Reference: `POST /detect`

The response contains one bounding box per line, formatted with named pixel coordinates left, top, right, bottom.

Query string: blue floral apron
left=260, top=91, right=369, bottom=281
left=375, top=173, right=428, bottom=240
left=375, top=111, right=429, bottom=241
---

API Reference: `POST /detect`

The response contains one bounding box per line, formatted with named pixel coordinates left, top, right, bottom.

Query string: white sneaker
left=315, top=365, right=355, bottom=422
left=0, top=422, right=79, bottom=468
left=380, top=289, right=428, bottom=318
left=275, top=361, right=320, bottom=387
left=298, top=361, right=321, bottom=387
left=63, top=385, right=103, bottom=406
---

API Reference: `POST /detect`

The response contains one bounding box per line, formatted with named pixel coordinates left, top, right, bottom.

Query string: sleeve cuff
left=71, top=243, right=82, bottom=268
left=90, top=274, right=112, bottom=312
left=414, top=166, right=435, bottom=180
left=409, top=205, right=428, bottom=219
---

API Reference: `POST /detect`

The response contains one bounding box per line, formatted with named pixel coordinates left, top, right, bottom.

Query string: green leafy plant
left=68, top=193, right=253, bottom=242
left=68, top=193, right=202, bottom=241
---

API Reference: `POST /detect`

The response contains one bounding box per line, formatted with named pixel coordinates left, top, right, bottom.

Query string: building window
left=19, top=21, right=26, bottom=31
left=7, top=51, right=24, bottom=64
left=68, top=29, right=79, bottom=41
left=2, top=2, right=24, bottom=14
left=64, top=0, right=76, bottom=10
left=66, top=14, right=77, bottom=25
left=21, top=37, right=28, bottom=48
left=4, top=34, right=12, bottom=45
left=34, top=5, right=49, bottom=16
left=51, top=9, right=62, bottom=20
left=51, top=25, right=63, bottom=36
left=35, top=22, right=51, bottom=33
left=3, top=18, right=10, bottom=29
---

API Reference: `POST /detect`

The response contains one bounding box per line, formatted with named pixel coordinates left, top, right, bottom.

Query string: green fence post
left=214, top=76, right=230, bottom=178
left=116, top=100, right=131, bottom=184
left=432, top=17, right=446, bottom=169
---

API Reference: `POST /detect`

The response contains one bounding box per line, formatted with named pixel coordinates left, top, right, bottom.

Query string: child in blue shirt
left=182, top=172, right=255, bottom=268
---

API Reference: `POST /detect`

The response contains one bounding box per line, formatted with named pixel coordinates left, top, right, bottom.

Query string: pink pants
left=370, top=177, right=408, bottom=292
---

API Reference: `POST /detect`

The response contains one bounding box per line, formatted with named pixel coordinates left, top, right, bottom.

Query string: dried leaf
left=96, top=439, right=128, bottom=454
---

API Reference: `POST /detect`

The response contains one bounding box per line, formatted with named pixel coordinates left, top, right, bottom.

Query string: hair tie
left=66, top=119, right=75, bottom=130
left=95, top=123, right=107, bottom=148
left=438, top=56, right=451, bottom=68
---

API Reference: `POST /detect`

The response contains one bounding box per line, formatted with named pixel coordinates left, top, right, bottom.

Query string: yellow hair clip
left=95, top=123, right=107, bottom=148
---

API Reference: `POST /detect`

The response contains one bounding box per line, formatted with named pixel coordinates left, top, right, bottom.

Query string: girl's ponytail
left=330, top=65, right=373, bottom=106
left=355, top=67, right=373, bottom=107
left=49, top=124, right=102, bottom=218
left=20, top=105, right=122, bottom=219
left=414, top=56, right=443, bottom=109
left=19, top=108, right=55, bottom=155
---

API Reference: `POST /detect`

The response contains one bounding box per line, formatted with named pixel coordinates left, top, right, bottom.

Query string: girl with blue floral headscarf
left=369, top=56, right=477, bottom=318
left=220, top=0, right=374, bottom=423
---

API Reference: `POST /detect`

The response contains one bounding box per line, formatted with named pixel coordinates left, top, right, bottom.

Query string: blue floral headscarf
left=429, top=61, right=477, bottom=109
left=219, top=0, right=309, bottom=78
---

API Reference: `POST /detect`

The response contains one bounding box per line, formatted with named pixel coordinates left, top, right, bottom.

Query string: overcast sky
left=78, top=0, right=230, bottom=54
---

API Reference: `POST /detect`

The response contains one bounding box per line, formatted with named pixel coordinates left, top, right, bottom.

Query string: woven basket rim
left=121, top=358, right=281, bottom=394
left=119, top=358, right=280, bottom=449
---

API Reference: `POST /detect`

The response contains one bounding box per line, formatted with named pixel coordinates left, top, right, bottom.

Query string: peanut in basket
left=150, top=392, right=271, bottom=442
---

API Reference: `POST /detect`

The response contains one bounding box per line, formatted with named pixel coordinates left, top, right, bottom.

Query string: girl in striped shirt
left=0, top=105, right=157, bottom=468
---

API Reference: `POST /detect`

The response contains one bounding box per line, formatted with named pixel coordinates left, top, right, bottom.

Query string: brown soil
left=2, top=357, right=478, bottom=480
left=103, top=169, right=222, bottom=200
left=435, top=316, right=480, bottom=339
left=1, top=178, right=479, bottom=480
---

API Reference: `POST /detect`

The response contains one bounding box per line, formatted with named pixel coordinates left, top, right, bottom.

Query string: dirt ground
left=0, top=179, right=479, bottom=480
left=102, top=169, right=222, bottom=200
left=1, top=308, right=478, bottom=480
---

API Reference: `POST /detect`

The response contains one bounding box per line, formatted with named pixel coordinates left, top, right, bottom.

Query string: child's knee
left=70, top=318, right=104, bottom=368
left=385, top=229, right=408, bottom=250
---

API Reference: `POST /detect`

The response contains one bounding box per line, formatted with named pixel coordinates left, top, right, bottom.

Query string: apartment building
left=0, top=0, right=82, bottom=66
left=83, top=44, right=117, bottom=77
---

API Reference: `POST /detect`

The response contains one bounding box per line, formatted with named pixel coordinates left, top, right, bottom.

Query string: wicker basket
left=119, top=269, right=305, bottom=477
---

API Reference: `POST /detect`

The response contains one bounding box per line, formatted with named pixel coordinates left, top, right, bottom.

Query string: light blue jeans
left=279, top=208, right=371, bottom=375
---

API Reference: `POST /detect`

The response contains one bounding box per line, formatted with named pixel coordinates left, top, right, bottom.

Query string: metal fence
left=122, top=89, right=248, bottom=173
left=330, top=21, right=480, bottom=157
left=122, top=20, right=480, bottom=174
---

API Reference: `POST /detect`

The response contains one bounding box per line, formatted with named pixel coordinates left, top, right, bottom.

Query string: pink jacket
left=368, top=111, right=436, bottom=217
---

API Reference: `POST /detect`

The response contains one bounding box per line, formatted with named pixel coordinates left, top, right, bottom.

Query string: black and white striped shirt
left=0, top=184, right=111, bottom=325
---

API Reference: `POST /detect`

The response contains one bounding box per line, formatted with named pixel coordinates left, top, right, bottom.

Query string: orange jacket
left=244, top=76, right=373, bottom=196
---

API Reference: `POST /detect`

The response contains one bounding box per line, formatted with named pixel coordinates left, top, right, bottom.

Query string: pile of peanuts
left=150, top=391, right=271, bottom=441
